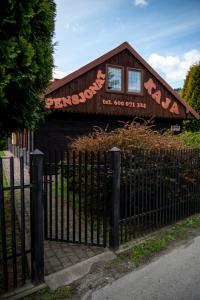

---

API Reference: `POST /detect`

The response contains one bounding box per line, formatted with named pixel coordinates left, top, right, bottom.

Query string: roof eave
left=45, top=42, right=200, bottom=120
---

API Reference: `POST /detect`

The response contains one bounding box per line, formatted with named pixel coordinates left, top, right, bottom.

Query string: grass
left=0, top=151, right=4, bottom=157
left=22, top=286, right=73, bottom=300
left=131, top=214, right=200, bottom=266
left=49, top=173, right=105, bottom=235
left=132, top=239, right=166, bottom=266
left=0, top=151, right=8, bottom=187
left=0, top=151, right=10, bottom=292
left=177, top=131, right=200, bottom=149
left=0, top=153, right=21, bottom=292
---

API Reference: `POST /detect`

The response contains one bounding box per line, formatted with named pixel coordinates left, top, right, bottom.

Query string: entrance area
left=0, top=151, right=106, bottom=294
left=1, top=146, right=200, bottom=296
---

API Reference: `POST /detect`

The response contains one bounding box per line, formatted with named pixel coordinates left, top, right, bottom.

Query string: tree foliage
left=174, top=88, right=182, bottom=95
left=0, top=0, right=55, bottom=137
left=182, top=62, right=200, bottom=131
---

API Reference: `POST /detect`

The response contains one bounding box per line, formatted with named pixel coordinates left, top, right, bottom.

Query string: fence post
left=109, top=147, right=121, bottom=250
left=7, top=136, right=11, bottom=152
left=31, top=131, right=34, bottom=151
left=16, top=146, right=19, bottom=158
left=30, top=149, right=44, bottom=284
left=22, top=148, right=26, bottom=165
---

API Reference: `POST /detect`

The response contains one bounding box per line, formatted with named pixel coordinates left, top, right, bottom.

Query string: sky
left=52, top=0, right=200, bottom=88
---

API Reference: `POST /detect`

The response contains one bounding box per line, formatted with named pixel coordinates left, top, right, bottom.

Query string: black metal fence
left=0, top=151, right=44, bottom=295
left=43, top=151, right=110, bottom=247
left=1, top=147, right=200, bottom=294
left=9, top=144, right=30, bottom=166
left=7, top=129, right=34, bottom=166
left=119, top=149, right=200, bottom=244
left=43, top=148, right=200, bottom=248
left=0, top=156, right=30, bottom=293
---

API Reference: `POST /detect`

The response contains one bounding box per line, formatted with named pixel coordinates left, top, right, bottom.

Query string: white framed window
left=127, top=69, right=142, bottom=94
left=107, top=66, right=123, bottom=92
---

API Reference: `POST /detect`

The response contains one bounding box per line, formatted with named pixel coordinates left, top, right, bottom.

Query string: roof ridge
left=45, top=42, right=199, bottom=120
left=45, top=42, right=129, bottom=95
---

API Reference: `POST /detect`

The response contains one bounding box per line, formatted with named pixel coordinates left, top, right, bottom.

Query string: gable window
left=107, top=66, right=123, bottom=92
left=127, top=69, right=142, bottom=94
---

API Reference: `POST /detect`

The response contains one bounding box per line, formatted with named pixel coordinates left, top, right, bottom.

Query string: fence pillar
left=109, top=147, right=121, bottom=250
left=30, top=149, right=44, bottom=284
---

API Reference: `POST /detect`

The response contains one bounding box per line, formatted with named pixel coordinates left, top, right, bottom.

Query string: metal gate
left=43, top=151, right=111, bottom=247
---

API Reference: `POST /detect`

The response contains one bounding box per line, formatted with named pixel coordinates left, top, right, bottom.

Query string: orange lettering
left=71, top=95, right=80, bottom=105
left=62, top=96, right=72, bottom=107
left=45, top=98, right=54, bottom=108
left=144, top=78, right=180, bottom=115
left=144, top=78, right=156, bottom=95
left=169, top=102, right=180, bottom=115
left=97, top=70, right=106, bottom=80
left=152, top=90, right=161, bottom=104
left=96, top=79, right=105, bottom=89
left=54, top=98, right=63, bottom=109
left=162, top=98, right=171, bottom=109
left=89, top=82, right=100, bottom=94
left=79, top=92, right=87, bottom=103
left=45, top=70, right=106, bottom=109
left=84, top=89, right=93, bottom=99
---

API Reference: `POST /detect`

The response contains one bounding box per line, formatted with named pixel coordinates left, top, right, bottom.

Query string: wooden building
left=10, top=42, right=199, bottom=155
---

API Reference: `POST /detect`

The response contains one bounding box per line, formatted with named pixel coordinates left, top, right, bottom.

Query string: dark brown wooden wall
left=48, top=49, right=188, bottom=120
left=34, top=112, right=182, bottom=154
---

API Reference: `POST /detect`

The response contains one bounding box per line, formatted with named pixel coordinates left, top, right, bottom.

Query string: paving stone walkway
left=2, top=151, right=105, bottom=276
left=44, top=241, right=104, bottom=275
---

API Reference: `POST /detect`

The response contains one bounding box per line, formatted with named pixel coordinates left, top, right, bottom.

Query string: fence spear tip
left=110, top=147, right=121, bottom=152
left=30, top=149, right=44, bottom=155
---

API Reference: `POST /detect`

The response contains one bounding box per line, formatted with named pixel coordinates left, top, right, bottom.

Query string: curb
left=0, top=282, right=46, bottom=300
left=45, top=250, right=116, bottom=290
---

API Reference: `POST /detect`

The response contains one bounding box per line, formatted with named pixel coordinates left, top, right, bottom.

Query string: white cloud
left=133, top=0, right=148, bottom=7
left=148, top=49, right=200, bottom=85
left=65, top=22, right=81, bottom=33
left=52, top=68, right=68, bottom=80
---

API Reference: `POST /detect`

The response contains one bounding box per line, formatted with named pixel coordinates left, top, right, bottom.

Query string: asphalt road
left=92, top=236, right=200, bottom=300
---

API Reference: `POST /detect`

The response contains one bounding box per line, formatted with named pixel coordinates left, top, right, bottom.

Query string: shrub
left=177, top=131, right=200, bottom=149
left=70, top=121, right=187, bottom=152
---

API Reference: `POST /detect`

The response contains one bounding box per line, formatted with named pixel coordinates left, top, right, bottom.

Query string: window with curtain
left=107, top=66, right=122, bottom=91
left=128, top=69, right=142, bottom=93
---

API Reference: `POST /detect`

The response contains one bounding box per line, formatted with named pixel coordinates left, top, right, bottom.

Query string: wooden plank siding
left=46, top=49, right=191, bottom=120
left=34, top=113, right=183, bottom=153
left=10, top=43, right=199, bottom=155
left=32, top=42, right=199, bottom=154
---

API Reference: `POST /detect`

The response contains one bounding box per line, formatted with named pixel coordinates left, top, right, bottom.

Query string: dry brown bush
left=70, top=121, right=187, bottom=152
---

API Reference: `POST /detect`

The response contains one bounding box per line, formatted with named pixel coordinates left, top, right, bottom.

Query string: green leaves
left=0, top=0, right=55, bottom=136
left=182, top=62, right=200, bottom=131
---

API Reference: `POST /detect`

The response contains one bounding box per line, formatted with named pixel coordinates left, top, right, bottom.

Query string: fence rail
left=119, top=149, right=200, bottom=244
left=43, top=148, right=200, bottom=248
left=1, top=147, right=200, bottom=295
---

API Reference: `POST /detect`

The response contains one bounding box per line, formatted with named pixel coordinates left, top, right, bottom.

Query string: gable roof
left=46, top=42, right=199, bottom=120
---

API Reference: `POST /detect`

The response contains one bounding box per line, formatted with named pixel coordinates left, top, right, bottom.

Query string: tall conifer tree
left=0, top=0, right=55, bottom=138
left=182, top=62, right=200, bottom=131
